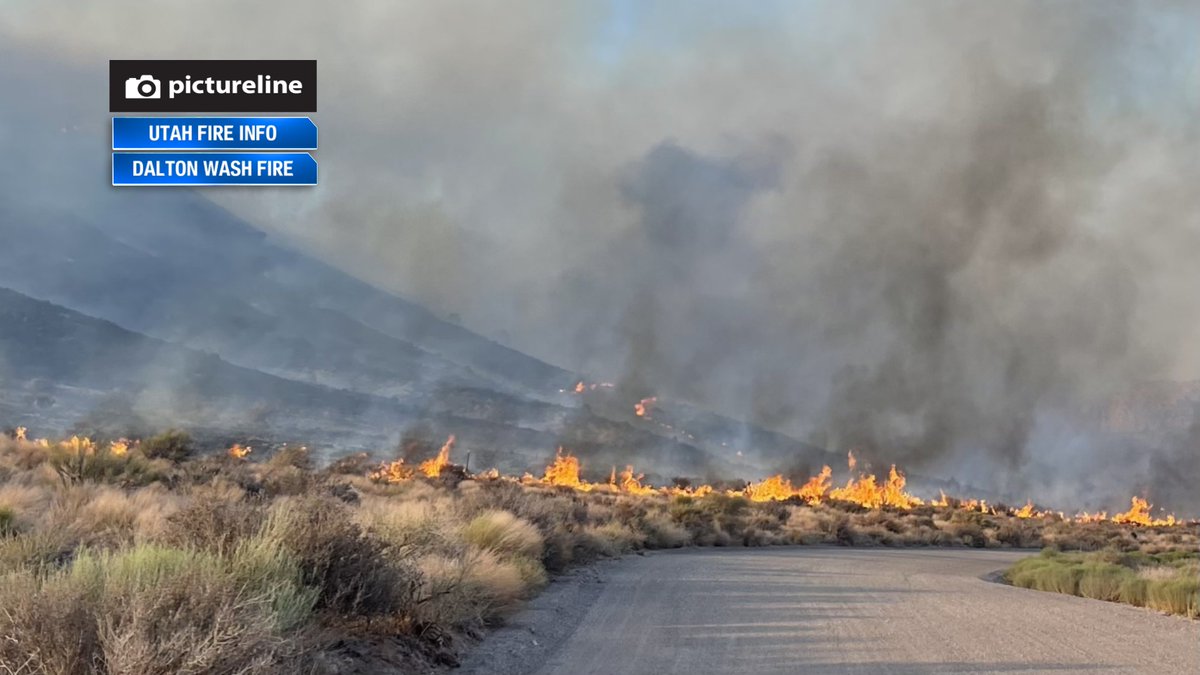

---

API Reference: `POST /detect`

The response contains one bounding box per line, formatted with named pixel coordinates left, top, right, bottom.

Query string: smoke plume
left=3, top=1, right=1199, bottom=509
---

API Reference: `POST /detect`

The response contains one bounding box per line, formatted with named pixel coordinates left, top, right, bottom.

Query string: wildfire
left=419, top=434, right=455, bottom=477
left=1014, top=500, right=1036, bottom=519
left=634, top=397, right=657, bottom=417
left=14, top=427, right=26, bottom=441
left=1111, top=496, right=1176, bottom=527
left=61, top=436, right=97, bottom=455
left=109, top=439, right=130, bottom=456
left=568, top=381, right=614, bottom=393
left=1075, top=510, right=1108, bottom=523
left=370, top=458, right=415, bottom=483
left=228, top=443, right=252, bottom=460
left=931, top=490, right=950, bottom=508
left=829, top=453, right=922, bottom=510
left=618, top=465, right=657, bottom=495
left=543, top=447, right=587, bottom=489
left=743, top=466, right=832, bottom=504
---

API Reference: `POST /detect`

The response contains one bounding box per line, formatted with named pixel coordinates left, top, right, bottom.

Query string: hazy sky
left=3, top=2, right=1199, bottom=492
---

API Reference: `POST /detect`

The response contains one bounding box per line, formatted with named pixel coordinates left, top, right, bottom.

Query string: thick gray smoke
left=3, top=1, right=1199, bottom=509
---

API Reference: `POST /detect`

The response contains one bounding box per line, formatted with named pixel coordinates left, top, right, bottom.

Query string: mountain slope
left=0, top=287, right=751, bottom=477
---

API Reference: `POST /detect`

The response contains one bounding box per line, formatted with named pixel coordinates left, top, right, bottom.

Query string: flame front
left=619, top=465, right=657, bottom=495
left=419, top=434, right=455, bottom=477
left=1112, top=496, right=1176, bottom=527
left=744, top=466, right=832, bottom=504
left=829, top=456, right=923, bottom=510
left=543, top=447, right=586, bottom=489
left=370, top=458, right=415, bottom=483
left=228, top=443, right=251, bottom=460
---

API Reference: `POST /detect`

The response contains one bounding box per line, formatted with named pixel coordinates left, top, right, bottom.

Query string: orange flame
left=14, top=427, right=26, bottom=441
left=743, top=466, right=832, bottom=504
left=108, top=439, right=130, bottom=456
left=1014, top=500, right=1036, bottom=519
left=543, top=447, right=587, bottom=489
left=370, top=458, right=414, bottom=483
left=228, top=443, right=251, bottom=460
left=1111, top=496, right=1176, bottom=527
left=619, top=465, right=657, bottom=495
left=634, top=397, right=657, bottom=417
left=60, top=436, right=97, bottom=456
left=419, top=434, right=456, bottom=477
left=829, top=457, right=922, bottom=510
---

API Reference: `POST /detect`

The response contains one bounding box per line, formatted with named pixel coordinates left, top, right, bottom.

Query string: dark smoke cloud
left=3, top=1, right=1200, bottom=511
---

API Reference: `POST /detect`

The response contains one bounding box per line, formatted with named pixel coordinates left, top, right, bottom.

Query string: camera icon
left=124, top=75, right=161, bottom=100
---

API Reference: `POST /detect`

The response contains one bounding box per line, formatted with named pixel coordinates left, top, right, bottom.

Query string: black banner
left=110, top=60, right=317, bottom=113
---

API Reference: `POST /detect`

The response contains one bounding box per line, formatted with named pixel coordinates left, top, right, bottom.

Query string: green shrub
left=0, top=506, right=14, bottom=537
left=1007, top=549, right=1199, bottom=618
left=141, top=429, right=194, bottom=462
left=229, top=535, right=319, bottom=631
left=1146, top=578, right=1199, bottom=618
left=1077, top=563, right=1133, bottom=602
left=1118, top=576, right=1148, bottom=606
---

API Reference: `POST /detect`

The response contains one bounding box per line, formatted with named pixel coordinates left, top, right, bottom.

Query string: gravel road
left=458, top=547, right=1198, bottom=675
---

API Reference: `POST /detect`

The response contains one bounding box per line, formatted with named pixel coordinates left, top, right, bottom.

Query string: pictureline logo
left=110, top=60, right=316, bottom=113
left=123, top=74, right=305, bottom=100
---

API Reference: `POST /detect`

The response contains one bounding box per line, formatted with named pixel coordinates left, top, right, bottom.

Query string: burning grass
left=1005, top=549, right=1199, bottom=618
left=0, top=430, right=1194, bottom=672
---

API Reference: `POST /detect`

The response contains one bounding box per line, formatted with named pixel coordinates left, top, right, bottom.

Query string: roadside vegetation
left=1005, top=549, right=1199, bottom=618
left=0, top=431, right=1194, bottom=672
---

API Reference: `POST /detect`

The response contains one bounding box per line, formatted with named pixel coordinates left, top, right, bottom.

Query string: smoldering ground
left=2, top=1, right=1199, bottom=511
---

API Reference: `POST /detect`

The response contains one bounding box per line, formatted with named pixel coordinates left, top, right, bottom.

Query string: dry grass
left=0, top=432, right=1194, bottom=672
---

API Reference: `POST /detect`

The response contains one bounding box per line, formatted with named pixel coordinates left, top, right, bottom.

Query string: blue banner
left=112, top=117, right=317, bottom=150
left=112, top=152, right=317, bottom=186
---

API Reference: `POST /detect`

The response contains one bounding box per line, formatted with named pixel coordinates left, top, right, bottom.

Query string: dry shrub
left=461, top=511, right=543, bottom=561
left=258, top=465, right=311, bottom=497
left=267, top=446, right=313, bottom=471
left=580, top=521, right=643, bottom=557
left=944, top=521, right=987, bottom=548
left=162, top=488, right=263, bottom=553
left=0, top=544, right=305, bottom=675
left=325, top=452, right=374, bottom=476
left=356, top=495, right=459, bottom=555
left=0, top=528, right=75, bottom=573
left=640, top=511, right=690, bottom=548
left=414, top=549, right=530, bottom=628
left=0, top=484, right=51, bottom=532
left=39, top=485, right=180, bottom=550
left=78, top=545, right=294, bottom=674
left=261, top=497, right=418, bottom=618
left=0, top=567, right=99, bottom=674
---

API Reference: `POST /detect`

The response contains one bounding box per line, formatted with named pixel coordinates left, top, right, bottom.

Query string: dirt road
left=461, top=548, right=1198, bottom=675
